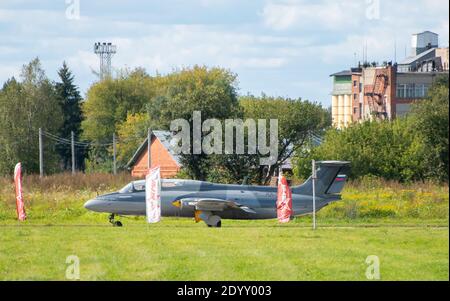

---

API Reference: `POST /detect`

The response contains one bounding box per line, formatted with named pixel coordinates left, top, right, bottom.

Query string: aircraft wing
left=175, top=198, right=256, bottom=214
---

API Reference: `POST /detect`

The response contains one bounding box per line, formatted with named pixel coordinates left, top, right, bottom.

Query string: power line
left=42, top=134, right=91, bottom=148
left=37, top=128, right=154, bottom=176
left=38, top=128, right=123, bottom=176
left=42, top=131, right=91, bottom=146
left=42, top=131, right=114, bottom=147
left=42, top=130, right=147, bottom=149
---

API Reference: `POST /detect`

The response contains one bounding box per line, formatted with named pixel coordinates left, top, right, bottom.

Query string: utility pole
left=39, top=128, right=43, bottom=178
left=113, top=133, right=117, bottom=175
left=147, top=128, right=152, bottom=171
left=312, top=160, right=317, bottom=230
left=71, top=131, right=75, bottom=175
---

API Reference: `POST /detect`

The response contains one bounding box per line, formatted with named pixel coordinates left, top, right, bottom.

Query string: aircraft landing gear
left=109, top=214, right=123, bottom=227
left=201, top=213, right=222, bottom=228
left=207, top=220, right=222, bottom=228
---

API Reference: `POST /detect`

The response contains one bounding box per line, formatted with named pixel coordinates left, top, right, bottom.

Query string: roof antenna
left=394, top=38, right=397, bottom=63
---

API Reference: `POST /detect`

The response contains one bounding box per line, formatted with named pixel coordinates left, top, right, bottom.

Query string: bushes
left=294, top=75, right=448, bottom=183
left=294, top=118, right=431, bottom=182
left=408, top=75, right=449, bottom=182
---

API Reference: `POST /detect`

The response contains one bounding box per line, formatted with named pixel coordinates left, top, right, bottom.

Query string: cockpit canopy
left=118, top=181, right=145, bottom=193
left=118, top=179, right=194, bottom=193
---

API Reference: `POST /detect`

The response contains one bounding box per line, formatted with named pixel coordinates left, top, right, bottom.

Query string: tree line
left=1, top=58, right=448, bottom=184
left=81, top=66, right=329, bottom=184
left=0, top=59, right=329, bottom=184
left=0, top=58, right=83, bottom=175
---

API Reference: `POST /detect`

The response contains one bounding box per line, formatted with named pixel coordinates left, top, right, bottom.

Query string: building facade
left=331, top=31, right=449, bottom=128
left=330, top=70, right=353, bottom=128
left=126, top=130, right=181, bottom=178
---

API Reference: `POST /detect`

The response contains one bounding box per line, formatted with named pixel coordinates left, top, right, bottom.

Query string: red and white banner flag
left=14, top=163, right=27, bottom=221
left=276, top=171, right=292, bottom=223
left=145, top=166, right=161, bottom=223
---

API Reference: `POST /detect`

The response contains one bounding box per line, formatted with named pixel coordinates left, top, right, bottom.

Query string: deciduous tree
left=0, top=58, right=62, bottom=175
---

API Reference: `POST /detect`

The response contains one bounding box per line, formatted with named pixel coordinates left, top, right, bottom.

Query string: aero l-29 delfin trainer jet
left=84, top=161, right=350, bottom=227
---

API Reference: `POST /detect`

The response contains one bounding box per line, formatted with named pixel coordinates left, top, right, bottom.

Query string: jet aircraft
left=84, top=161, right=350, bottom=227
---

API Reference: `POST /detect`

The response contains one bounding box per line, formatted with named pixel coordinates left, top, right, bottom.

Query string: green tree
left=0, top=58, right=63, bottom=175
left=409, top=74, right=449, bottom=181
left=241, top=94, right=330, bottom=184
left=81, top=68, right=157, bottom=172
left=155, top=66, right=240, bottom=180
left=55, top=62, right=85, bottom=170
left=294, top=119, right=430, bottom=182
left=79, top=65, right=329, bottom=183
left=82, top=68, right=154, bottom=143
left=294, top=76, right=449, bottom=183
left=115, top=112, right=160, bottom=168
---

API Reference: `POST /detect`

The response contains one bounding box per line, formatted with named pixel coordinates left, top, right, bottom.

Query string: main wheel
left=216, top=221, right=222, bottom=228
left=114, top=221, right=123, bottom=227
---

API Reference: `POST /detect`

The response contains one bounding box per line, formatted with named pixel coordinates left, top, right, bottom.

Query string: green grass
left=0, top=174, right=448, bottom=280
left=0, top=222, right=448, bottom=280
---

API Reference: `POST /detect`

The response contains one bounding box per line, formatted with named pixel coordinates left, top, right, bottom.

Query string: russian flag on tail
left=335, top=174, right=347, bottom=182
left=276, top=171, right=293, bottom=223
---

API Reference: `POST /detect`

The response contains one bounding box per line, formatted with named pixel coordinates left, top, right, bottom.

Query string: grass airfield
left=0, top=174, right=448, bottom=280
left=1, top=221, right=448, bottom=281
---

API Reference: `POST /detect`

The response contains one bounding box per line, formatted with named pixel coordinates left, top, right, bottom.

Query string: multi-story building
left=330, top=70, right=353, bottom=128
left=330, top=31, right=449, bottom=128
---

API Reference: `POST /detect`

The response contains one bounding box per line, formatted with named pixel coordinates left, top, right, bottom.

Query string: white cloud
left=0, top=1, right=448, bottom=104
left=260, top=0, right=364, bottom=31
left=103, top=25, right=296, bottom=74
left=261, top=2, right=301, bottom=30
left=66, top=50, right=98, bottom=73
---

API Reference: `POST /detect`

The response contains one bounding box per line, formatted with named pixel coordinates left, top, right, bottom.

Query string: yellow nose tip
left=172, top=200, right=181, bottom=208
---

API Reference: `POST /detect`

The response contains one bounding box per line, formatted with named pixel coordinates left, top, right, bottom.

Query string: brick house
left=126, top=130, right=181, bottom=178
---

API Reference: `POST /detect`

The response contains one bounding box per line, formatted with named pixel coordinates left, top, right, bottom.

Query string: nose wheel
left=109, top=214, right=123, bottom=227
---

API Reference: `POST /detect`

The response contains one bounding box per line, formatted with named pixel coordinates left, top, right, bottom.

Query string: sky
left=0, top=0, right=448, bottom=106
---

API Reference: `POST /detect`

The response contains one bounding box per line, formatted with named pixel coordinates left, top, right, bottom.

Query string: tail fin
left=292, top=161, right=351, bottom=196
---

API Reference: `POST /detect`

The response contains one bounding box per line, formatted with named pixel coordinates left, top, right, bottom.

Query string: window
left=353, top=94, right=357, bottom=100
left=424, top=85, right=429, bottom=96
left=119, top=183, right=133, bottom=194
left=397, top=83, right=430, bottom=99
left=406, top=84, right=414, bottom=98
left=415, top=84, right=424, bottom=98
left=353, top=80, right=357, bottom=87
left=396, top=84, right=406, bottom=98
left=119, top=181, right=145, bottom=193
left=133, top=181, right=146, bottom=191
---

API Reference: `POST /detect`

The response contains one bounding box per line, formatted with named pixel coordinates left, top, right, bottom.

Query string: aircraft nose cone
left=84, top=199, right=104, bottom=212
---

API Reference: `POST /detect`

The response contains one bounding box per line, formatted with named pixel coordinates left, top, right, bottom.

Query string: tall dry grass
left=1, top=172, right=447, bottom=196
left=0, top=172, right=448, bottom=223
left=0, top=172, right=136, bottom=222
left=0, top=172, right=134, bottom=193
